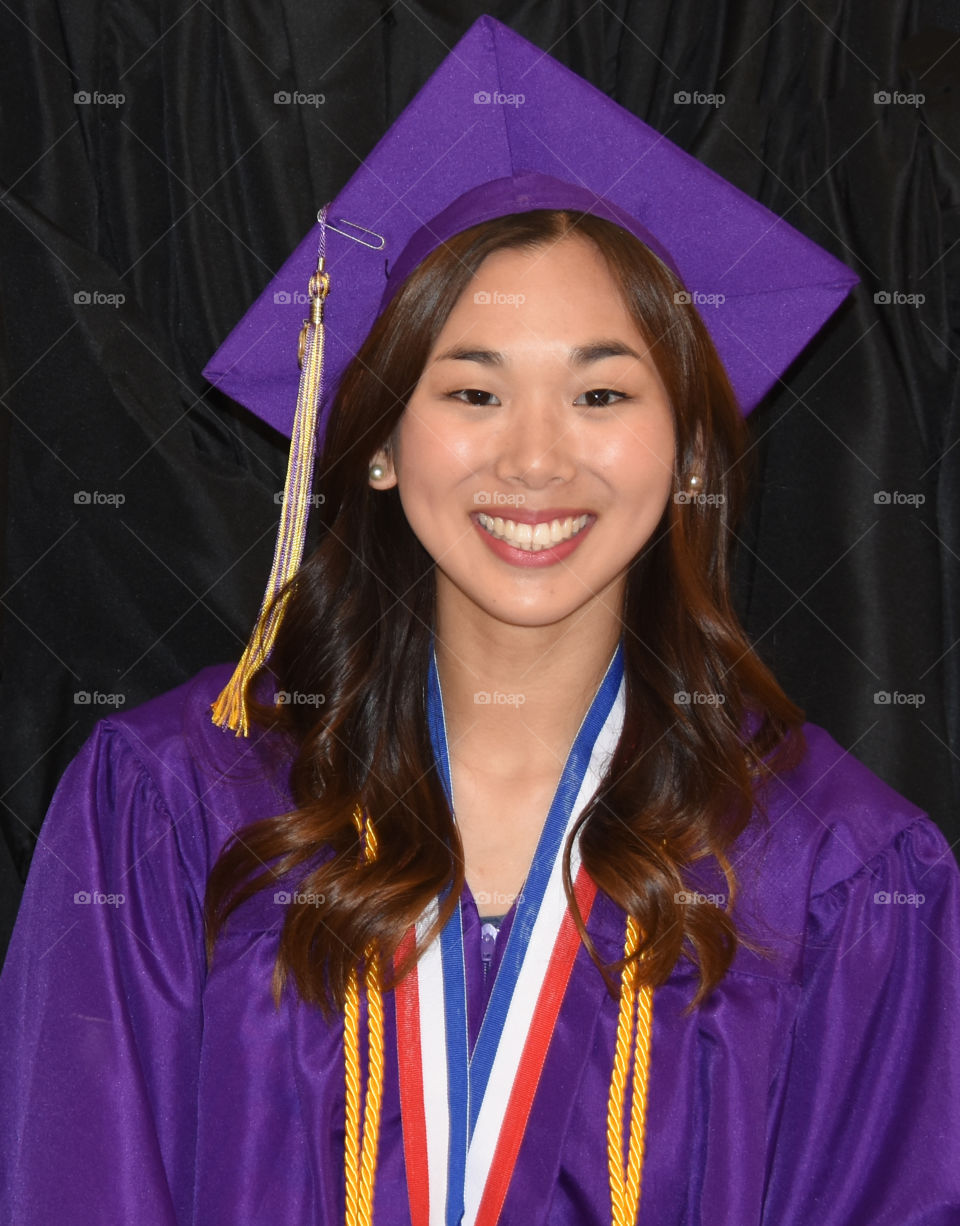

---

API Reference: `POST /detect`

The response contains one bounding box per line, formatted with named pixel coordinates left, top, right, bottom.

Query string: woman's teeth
left=476, top=512, right=590, bottom=552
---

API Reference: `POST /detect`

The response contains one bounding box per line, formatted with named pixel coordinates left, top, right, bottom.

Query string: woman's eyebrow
left=570, top=340, right=647, bottom=366
left=431, top=339, right=647, bottom=366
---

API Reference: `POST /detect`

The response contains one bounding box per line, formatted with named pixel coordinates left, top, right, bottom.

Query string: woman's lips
left=471, top=510, right=596, bottom=567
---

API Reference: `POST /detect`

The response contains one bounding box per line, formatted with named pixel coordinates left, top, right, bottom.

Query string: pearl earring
left=369, top=463, right=385, bottom=480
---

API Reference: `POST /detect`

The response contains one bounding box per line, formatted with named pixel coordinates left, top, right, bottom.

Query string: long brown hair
left=203, top=209, right=804, bottom=1013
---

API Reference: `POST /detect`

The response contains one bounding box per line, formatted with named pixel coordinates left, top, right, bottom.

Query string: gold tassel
left=211, top=252, right=331, bottom=735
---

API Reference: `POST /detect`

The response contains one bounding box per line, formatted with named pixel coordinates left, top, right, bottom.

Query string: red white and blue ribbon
left=396, top=639, right=625, bottom=1225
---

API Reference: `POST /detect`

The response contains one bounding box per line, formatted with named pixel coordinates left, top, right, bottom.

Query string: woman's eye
left=446, top=388, right=626, bottom=407
left=449, top=389, right=500, bottom=406
left=576, top=388, right=628, bottom=407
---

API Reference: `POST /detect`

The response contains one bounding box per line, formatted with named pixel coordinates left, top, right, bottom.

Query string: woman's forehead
left=439, top=239, right=642, bottom=337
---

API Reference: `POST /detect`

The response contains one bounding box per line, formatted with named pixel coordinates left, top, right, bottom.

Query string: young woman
left=2, top=17, right=959, bottom=1226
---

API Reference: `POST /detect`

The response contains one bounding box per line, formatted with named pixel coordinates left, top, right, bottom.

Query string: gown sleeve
left=0, top=720, right=206, bottom=1226
left=761, top=815, right=960, bottom=1225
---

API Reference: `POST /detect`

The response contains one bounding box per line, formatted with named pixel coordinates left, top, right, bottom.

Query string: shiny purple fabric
left=378, top=173, right=684, bottom=311
left=2, top=663, right=959, bottom=1224
left=201, top=16, right=859, bottom=436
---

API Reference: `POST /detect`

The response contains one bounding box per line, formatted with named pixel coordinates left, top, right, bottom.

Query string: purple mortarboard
left=205, top=14, right=858, bottom=733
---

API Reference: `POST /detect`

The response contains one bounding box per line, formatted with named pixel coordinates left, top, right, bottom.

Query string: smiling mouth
left=475, top=512, right=591, bottom=552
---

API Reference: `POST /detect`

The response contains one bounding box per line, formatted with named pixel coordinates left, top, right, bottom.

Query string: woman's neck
left=432, top=600, right=622, bottom=785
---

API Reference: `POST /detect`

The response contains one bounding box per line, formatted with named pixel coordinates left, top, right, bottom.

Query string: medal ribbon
left=396, top=639, right=625, bottom=1225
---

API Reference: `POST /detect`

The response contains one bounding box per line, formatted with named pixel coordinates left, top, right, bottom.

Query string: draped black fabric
left=1, top=0, right=958, bottom=960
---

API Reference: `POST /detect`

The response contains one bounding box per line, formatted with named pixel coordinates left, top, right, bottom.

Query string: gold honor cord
left=344, top=805, right=385, bottom=1226
left=210, top=252, right=330, bottom=736
left=607, top=916, right=654, bottom=1226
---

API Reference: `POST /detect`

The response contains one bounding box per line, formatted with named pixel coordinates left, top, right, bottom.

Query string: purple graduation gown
left=2, top=663, right=959, bottom=1224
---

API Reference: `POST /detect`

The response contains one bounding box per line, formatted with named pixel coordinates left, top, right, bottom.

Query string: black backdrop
left=1, top=0, right=958, bottom=960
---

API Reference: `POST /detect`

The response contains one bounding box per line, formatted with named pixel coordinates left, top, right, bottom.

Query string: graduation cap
left=204, top=14, right=858, bottom=734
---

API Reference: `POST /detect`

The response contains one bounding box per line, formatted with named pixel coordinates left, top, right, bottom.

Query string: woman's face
left=370, top=234, right=677, bottom=633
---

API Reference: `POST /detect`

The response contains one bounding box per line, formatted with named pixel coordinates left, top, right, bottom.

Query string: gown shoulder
left=720, top=719, right=954, bottom=986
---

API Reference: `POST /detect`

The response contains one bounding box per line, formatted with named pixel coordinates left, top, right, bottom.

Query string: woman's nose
left=491, top=398, right=578, bottom=487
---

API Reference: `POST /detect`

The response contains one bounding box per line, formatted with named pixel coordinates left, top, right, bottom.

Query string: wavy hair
left=203, top=209, right=805, bottom=1013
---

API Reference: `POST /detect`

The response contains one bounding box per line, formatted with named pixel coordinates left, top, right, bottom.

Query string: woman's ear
left=368, top=447, right=398, bottom=490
